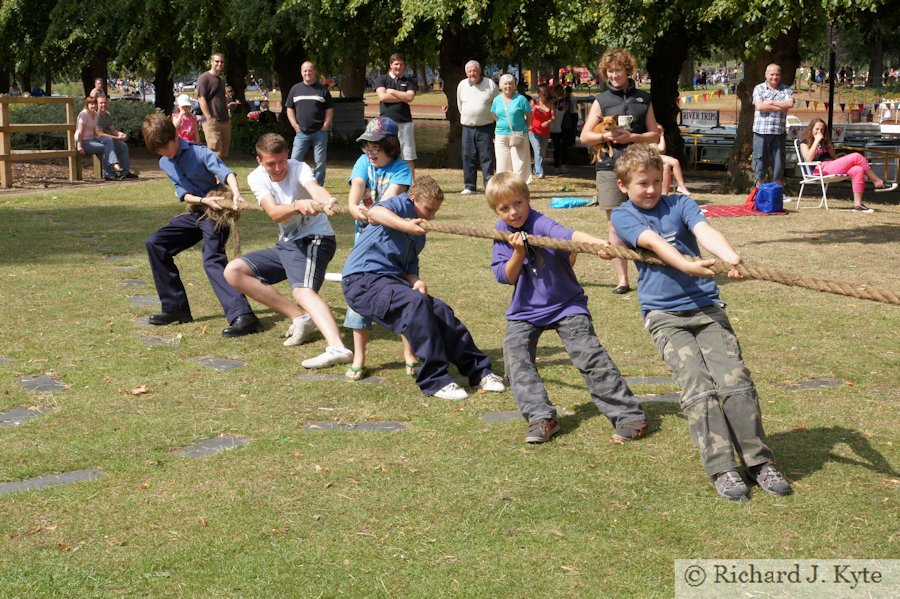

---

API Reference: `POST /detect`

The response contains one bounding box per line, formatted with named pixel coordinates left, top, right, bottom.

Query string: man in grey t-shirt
left=198, top=52, right=232, bottom=158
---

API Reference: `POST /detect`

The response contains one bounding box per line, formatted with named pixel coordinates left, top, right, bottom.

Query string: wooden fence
left=0, top=96, right=81, bottom=188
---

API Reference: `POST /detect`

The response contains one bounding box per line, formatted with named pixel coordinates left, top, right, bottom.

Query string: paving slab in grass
left=173, top=435, right=251, bottom=458
left=636, top=392, right=681, bottom=404
left=63, top=229, right=87, bottom=234
left=141, top=334, right=182, bottom=347
left=133, top=316, right=153, bottom=327
left=303, top=421, right=407, bottom=432
left=129, top=295, right=162, bottom=308
left=0, top=356, right=15, bottom=364
left=104, top=254, right=130, bottom=260
left=18, top=374, right=67, bottom=393
left=295, top=373, right=384, bottom=385
left=0, top=469, right=104, bottom=496
left=120, top=279, right=148, bottom=288
left=779, top=378, right=847, bottom=390
left=114, top=266, right=138, bottom=272
left=0, top=406, right=56, bottom=427
left=192, top=356, right=245, bottom=371
left=481, top=411, right=522, bottom=423
left=625, top=376, right=676, bottom=386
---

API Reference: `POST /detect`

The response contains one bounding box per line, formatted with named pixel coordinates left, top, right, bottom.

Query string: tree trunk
left=727, top=29, right=801, bottom=191
left=153, top=55, right=175, bottom=115
left=647, top=22, right=690, bottom=164
left=45, top=66, right=52, bottom=95
left=273, top=36, right=306, bottom=124
left=867, top=35, right=884, bottom=87
left=679, top=57, right=694, bottom=89
left=438, top=22, right=488, bottom=168
left=0, top=70, right=8, bottom=94
left=224, top=43, right=249, bottom=105
left=339, top=34, right=367, bottom=99
left=415, top=64, right=429, bottom=92
left=80, top=52, right=108, bottom=97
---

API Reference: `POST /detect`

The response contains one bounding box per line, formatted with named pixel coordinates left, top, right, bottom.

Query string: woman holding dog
left=580, top=48, right=659, bottom=294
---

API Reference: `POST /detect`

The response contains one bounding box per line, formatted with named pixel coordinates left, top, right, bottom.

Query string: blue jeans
left=528, top=132, right=549, bottom=177
left=751, top=132, right=786, bottom=183
left=461, top=124, right=495, bottom=192
left=82, top=138, right=123, bottom=178
left=291, top=129, right=329, bottom=185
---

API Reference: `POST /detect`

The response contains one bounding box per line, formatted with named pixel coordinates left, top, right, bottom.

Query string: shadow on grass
left=768, top=426, right=899, bottom=482
left=556, top=398, right=681, bottom=439
left=751, top=224, right=900, bottom=246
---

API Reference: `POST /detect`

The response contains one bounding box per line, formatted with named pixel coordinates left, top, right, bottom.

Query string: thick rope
left=212, top=198, right=900, bottom=306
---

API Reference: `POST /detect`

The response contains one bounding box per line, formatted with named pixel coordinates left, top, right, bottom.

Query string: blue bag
left=549, top=197, right=597, bottom=209
left=754, top=182, right=784, bottom=213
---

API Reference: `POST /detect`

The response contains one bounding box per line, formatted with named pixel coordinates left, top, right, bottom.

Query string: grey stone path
left=0, top=469, right=104, bottom=497
left=63, top=229, right=87, bottom=235
left=779, top=378, right=846, bottom=390
left=120, top=279, right=148, bottom=288
left=104, top=254, right=129, bottom=260
left=114, top=266, right=138, bottom=272
left=636, top=392, right=681, bottom=404
left=303, top=421, right=407, bottom=432
left=173, top=435, right=251, bottom=458
left=142, top=335, right=181, bottom=347
left=295, top=373, right=384, bottom=385
left=133, top=316, right=153, bottom=327
left=18, top=374, right=67, bottom=393
left=129, top=295, right=161, bottom=308
left=79, top=236, right=100, bottom=243
left=0, top=406, right=56, bottom=427
left=0, top=357, right=14, bottom=364
left=192, top=356, right=245, bottom=371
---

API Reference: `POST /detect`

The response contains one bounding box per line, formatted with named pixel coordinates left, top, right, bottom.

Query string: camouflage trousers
left=645, top=305, right=774, bottom=477
left=504, top=314, right=647, bottom=426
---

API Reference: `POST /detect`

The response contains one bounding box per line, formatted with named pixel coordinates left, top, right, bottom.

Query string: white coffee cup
left=617, top=115, right=634, bottom=130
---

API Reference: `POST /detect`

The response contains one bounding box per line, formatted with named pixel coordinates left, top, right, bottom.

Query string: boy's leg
left=646, top=310, right=739, bottom=477
left=280, top=236, right=343, bottom=346
left=556, top=314, right=646, bottom=427
left=504, top=319, right=556, bottom=422
left=697, top=307, right=776, bottom=469
left=197, top=217, right=254, bottom=323
left=426, top=296, right=494, bottom=386
left=145, top=212, right=204, bottom=315
left=225, top=248, right=300, bottom=319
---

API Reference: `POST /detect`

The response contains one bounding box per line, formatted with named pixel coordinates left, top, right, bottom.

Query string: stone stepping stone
left=133, top=316, right=153, bottom=327
left=636, top=392, right=681, bottom=404
left=79, top=237, right=100, bottom=243
left=192, top=356, right=245, bottom=371
left=295, top=373, right=384, bottom=385
left=63, top=229, right=87, bottom=234
left=104, top=254, right=129, bottom=260
left=141, top=334, right=181, bottom=347
left=129, top=295, right=161, bottom=308
left=114, top=266, right=138, bottom=272
left=779, top=378, right=846, bottom=390
left=0, top=469, right=104, bottom=497
left=0, top=357, right=14, bottom=364
left=481, top=411, right=521, bottom=423
left=303, top=421, right=407, bottom=432
left=173, top=435, right=251, bottom=458
left=626, top=376, right=675, bottom=386
left=120, top=279, right=148, bottom=288
left=18, top=374, right=67, bottom=393
left=0, top=406, right=56, bottom=427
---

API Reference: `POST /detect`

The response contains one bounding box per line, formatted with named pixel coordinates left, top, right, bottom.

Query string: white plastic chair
left=792, top=138, right=850, bottom=209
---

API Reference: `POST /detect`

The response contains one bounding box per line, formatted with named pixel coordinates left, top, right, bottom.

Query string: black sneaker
left=525, top=418, right=560, bottom=444
left=148, top=310, right=193, bottom=325
left=749, top=462, right=793, bottom=496
left=851, top=204, right=874, bottom=213
left=713, top=469, right=750, bottom=501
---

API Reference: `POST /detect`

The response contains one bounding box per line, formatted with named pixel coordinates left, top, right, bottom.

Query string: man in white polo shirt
left=457, top=60, right=498, bottom=195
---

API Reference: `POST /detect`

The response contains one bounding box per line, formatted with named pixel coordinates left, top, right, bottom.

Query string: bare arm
left=198, top=96, right=212, bottom=121
left=286, top=106, right=300, bottom=132
left=367, top=205, right=427, bottom=235
left=322, top=107, right=334, bottom=131
left=579, top=100, right=605, bottom=145
left=347, top=178, right=369, bottom=222
left=635, top=229, right=717, bottom=278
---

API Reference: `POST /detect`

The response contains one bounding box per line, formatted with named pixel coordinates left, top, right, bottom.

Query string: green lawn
left=0, top=163, right=897, bottom=597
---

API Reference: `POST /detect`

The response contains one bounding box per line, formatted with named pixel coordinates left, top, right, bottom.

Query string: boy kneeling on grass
left=486, top=172, right=649, bottom=444
left=341, top=176, right=505, bottom=400
left=610, top=144, right=792, bottom=501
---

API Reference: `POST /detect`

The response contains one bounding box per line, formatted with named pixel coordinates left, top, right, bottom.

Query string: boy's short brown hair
left=485, top=171, right=530, bottom=210
left=255, top=133, right=288, bottom=157
left=614, top=144, right=664, bottom=184
left=141, top=113, right=178, bottom=152
left=409, top=176, right=443, bottom=204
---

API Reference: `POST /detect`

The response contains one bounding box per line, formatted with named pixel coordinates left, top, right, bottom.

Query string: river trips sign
left=680, top=110, right=720, bottom=128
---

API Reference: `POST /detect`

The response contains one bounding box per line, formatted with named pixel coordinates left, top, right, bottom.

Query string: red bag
left=744, top=186, right=758, bottom=210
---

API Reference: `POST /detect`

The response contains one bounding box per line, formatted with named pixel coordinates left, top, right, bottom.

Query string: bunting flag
left=686, top=96, right=692, bottom=104
left=858, top=103, right=864, bottom=112
left=805, top=100, right=810, bottom=108
left=702, top=93, right=708, bottom=101
left=839, top=103, right=845, bottom=112
left=813, top=101, right=819, bottom=110
left=824, top=102, right=830, bottom=110
left=693, top=94, right=700, bottom=103
left=717, top=89, right=722, bottom=98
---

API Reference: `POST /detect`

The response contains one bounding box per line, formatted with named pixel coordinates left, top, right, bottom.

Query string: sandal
left=405, top=361, right=420, bottom=377
left=345, top=365, right=366, bottom=381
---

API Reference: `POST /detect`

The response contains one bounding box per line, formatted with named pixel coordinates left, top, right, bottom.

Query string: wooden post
left=0, top=99, right=10, bottom=189
left=65, top=98, right=81, bottom=182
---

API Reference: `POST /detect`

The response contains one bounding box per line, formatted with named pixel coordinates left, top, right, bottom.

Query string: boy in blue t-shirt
left=487, top=172, right=648, bottom=444
left=610, top=144, right=792, bottom=501
left=341, top=176, right=505, bottom=400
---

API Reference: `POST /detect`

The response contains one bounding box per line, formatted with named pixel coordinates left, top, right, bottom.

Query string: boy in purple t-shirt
left=487, top=172, right=649, bottom=444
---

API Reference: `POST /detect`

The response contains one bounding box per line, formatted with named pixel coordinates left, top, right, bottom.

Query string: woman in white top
left=75, top=97, right=123, bottom=180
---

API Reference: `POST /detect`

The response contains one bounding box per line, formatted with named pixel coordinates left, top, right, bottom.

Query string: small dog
left=590, top=116, right=617, bottom=164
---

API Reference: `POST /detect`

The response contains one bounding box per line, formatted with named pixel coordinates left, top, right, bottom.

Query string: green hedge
left=9, top=99, right=161, bottom=150
left=228, top=113, right=294, bottom=154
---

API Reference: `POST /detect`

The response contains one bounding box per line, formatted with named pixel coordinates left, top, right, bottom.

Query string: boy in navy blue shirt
left=487, top=172, right=648, bottom=444
left=610, top=144, right=791, bottom=501
left=341, top=176, right=504, bottom=400
left=140, top=114, right=261, bottom=337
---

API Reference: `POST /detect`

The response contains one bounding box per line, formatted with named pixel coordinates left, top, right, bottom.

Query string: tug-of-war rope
left=206, top=196, right=900, bottom=307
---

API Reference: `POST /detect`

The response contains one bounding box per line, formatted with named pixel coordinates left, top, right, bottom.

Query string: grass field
left=0, top=162, right=897, bottom=597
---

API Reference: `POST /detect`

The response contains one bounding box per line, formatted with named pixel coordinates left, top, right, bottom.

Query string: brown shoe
left=612, top=418, right=649, bottom=442
left=525, top=418, right=560, bottom=444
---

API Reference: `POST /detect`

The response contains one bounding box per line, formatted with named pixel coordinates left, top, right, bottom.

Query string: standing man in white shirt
left=456, top=61, right=498, bottom=195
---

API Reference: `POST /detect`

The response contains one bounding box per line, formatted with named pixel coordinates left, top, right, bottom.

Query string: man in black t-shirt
left=375, top=53, right=417, bottom=177
left=285, top=61, right=334, bottom=185
left=197, top=52, right=231, bottom=158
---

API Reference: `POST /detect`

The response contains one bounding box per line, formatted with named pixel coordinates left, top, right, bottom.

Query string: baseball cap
left=357, top=116, right=399, bottom=142
left=175, top=94, right=192, bottom=107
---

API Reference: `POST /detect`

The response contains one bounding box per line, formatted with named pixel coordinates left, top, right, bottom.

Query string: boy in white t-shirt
left=224, top=133, right=352, bottom=368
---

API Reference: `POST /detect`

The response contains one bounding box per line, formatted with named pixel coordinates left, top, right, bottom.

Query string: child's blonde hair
left=614, top=144, right=664, bottom=184
left=485, top=172, right=530, bottom=210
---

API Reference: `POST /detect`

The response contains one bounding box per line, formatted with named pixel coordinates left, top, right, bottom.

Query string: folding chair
left=791, top=138, right=850, bottom=209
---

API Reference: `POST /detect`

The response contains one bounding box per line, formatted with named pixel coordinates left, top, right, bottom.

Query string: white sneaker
left=301, top=346, right=353, bottom=369
left=479, top=373, right=506, bottom=393
left=434, top=382, right=468, bottom=400
left=526, top=175, right=533, bottom=185
left=283, top=318, right=317, bottom=347
left=460, top=188, right=474, bottom=196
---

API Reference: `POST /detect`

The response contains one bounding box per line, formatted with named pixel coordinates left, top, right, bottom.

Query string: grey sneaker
left=612, top=418, right=649, bottom=442
left=525, top=418, right=560, bottom=444
left=713, top=470, right=750, bottom=501
left=749, top=462, right=793, bottom=496
left=434, top=382, right=468, bottom=400
left=283, top=318, right=317, bottom=347
left=478, top=373, right=505, bottom=393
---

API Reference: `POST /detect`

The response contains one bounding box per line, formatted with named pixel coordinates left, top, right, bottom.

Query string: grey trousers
left=645, top=305, right=775, bottom=477
left=504, top=314, right=646, bottom=427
